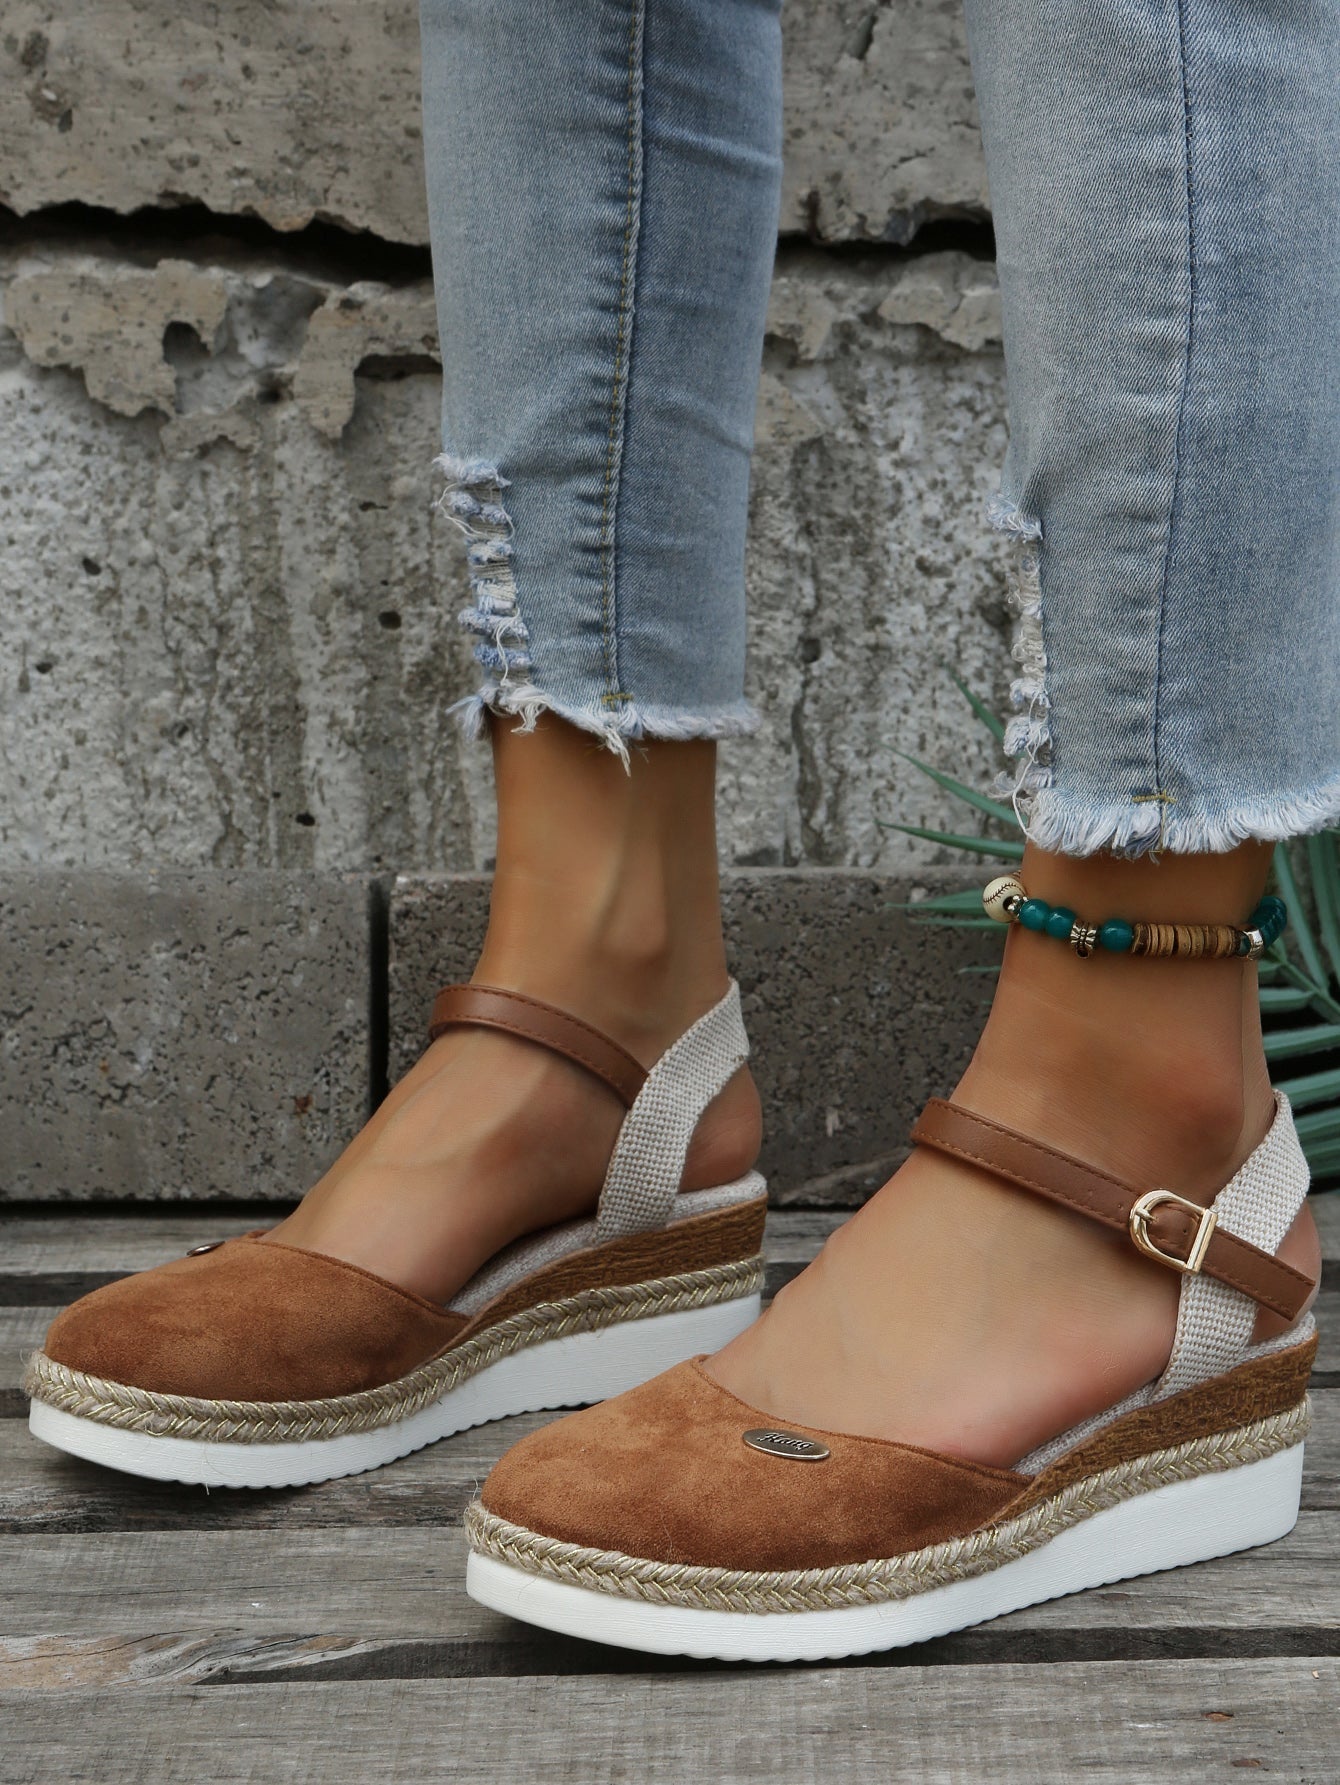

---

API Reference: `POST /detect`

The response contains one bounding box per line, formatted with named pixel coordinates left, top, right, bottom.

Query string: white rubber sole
left=27, top=1292, right=761, bottom=1490
left=466, top=1440, right=1305, bottom=1662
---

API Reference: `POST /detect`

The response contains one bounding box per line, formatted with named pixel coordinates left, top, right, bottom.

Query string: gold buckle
left=1128, top=1189, right=1217, bottom=1275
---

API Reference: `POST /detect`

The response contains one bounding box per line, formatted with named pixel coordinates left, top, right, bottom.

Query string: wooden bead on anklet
left=1129, top=921, right=1244, bottom=960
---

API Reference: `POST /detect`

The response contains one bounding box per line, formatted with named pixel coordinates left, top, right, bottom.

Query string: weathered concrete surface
left=782, top=0, right=987, bottom=242
left=0, top=2, right=429, bottom=242
left=389, top=871, right=1002, bottom=1204
left=0, top=240, right=1010, bottom=875
left=0, top=871, right=371, bottom=1201
left=4, top=252, right=441, bottom=439
left=0, top=2, right=986, bottom=247
left=735, top=251, right=1008, bottom=869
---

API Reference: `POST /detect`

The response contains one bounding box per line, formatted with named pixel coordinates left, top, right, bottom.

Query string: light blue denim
left=420, top=0, right=1339, bottom=852
left=419, top=0, right=782, bottom=755
left=964, top=0, right=1340, bottom=853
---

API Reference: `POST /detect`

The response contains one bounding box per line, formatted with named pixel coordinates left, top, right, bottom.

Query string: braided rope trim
left=22, top=1255, right=763, bottom=1445
left=465, top=1397, right=1310, bottom=1614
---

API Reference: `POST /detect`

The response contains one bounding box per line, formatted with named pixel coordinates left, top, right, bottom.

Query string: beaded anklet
left=981, top=875, right=1287, bottom=960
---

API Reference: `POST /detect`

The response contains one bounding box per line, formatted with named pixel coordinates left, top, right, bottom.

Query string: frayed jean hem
left=1016, top=774, right=1340, bottom=858
left=436, top=452, right=759, bottom=765
left=451, top=684, right=762, bottom=766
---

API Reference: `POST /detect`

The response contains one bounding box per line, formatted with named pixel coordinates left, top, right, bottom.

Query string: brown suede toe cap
left=43, top=1238, right=465, bottom=1401
left=480, top=1359, right=1026, bottom=1572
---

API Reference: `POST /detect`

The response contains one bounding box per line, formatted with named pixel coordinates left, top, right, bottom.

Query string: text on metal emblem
left=742, top=1427, right=831, bottom=1462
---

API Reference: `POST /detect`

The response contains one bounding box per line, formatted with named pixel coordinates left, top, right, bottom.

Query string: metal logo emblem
left=742, top=1428, right=830, bottom=1462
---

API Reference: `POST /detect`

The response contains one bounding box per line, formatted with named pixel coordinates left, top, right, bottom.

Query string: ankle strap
left=428, top=985, right=648, bottom=1107
left=911, top=1099, right=1315, bottom=1323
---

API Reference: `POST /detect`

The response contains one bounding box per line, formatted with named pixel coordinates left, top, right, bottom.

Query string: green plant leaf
left=1293, top=1105, right=1340, bottom=1146
left=898, top=752, right=1019, bottom=829
left=1306, top=832, right=1340, bottom=985
left=943, top=668, right=1007, bottom=744
left=1258, top=986, right=1315, bottom=1013
left=1272, top=844, right=1329, bottom=989
left=879, top=820, right=1024, bottom=859
left=1262, top=1022, right=1340, bottom=1062
left=1272, top=1066, right=1340, bottom=1111
left=1300, top=1139, right=1340, bottom=1176
left=890, top=889, right=991, bottom=914
left=1273, top=959, right=1340, bottom=1025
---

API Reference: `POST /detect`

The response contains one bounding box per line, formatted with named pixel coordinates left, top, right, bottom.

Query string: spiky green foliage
left=883, top=676, right=1340, bottom=1177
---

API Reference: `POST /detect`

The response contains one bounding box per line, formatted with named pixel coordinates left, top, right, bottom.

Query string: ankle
left=474, top=913, right=729, bottom=1064
left=480, top=718, right=731, bottom=1059
left=960, top=967, right=1271, bottom=1202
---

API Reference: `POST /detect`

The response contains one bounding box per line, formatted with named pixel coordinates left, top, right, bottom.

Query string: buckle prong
left=1128, top=1189, right=1217, bottom=1275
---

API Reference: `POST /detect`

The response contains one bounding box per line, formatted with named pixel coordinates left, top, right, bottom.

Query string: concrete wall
left=0, top=4, right=1015, bottom=1201
left=2, top=2, right=987, bottom=244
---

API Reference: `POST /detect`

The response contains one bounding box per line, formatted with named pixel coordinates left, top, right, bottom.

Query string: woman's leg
left=270, top=0, right=783, bottom=1302
left=711, top=0, right=1335, bottom=1463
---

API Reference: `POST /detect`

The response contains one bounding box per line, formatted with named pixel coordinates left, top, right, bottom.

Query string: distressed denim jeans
left=419, top=0, right=1339, bottom=855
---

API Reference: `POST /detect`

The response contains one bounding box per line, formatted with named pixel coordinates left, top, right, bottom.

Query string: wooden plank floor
left=1, top=1201, right=1337, bottom=1783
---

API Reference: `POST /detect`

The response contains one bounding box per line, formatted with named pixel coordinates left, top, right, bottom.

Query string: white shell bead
left=982, top=874, right=1026, bottom=924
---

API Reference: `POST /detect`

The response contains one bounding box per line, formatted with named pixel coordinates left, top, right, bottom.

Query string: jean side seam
left=597, top=0, right=646, bottom=707
left=1148, top=0, right=1199, bottom=834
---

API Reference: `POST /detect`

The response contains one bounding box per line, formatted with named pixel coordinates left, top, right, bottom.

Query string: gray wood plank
left=0, top=1310, right=55, bottom=1418
left=0, top=1407, right=553, bottom=1533
left=762, top=1209, right=847, bottom=1261
left=2, top=1515, right=1338, bottom=1690
left=0, top=1209, right=842, bottom=1277
left=1, top=1658, right=1336, bottom=1783
left=0, top=1212, right=236, bottom=1274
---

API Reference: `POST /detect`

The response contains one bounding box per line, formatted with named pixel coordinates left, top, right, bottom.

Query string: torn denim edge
left=989, top=495, right=1050, bottom=835
left=434, top=453, right=760, bottom=764
left=987, top=495, right=1340, bottom=855
left=1021, top=774, right=1340, bottom=858
left=449, top=685, right=762, bottom=768
left=434, top=450, right=531, bottom=678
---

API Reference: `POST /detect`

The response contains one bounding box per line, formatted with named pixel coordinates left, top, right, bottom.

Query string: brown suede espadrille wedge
left=465, top=1091, right=1318, bottom=1661
left=25, top=982, right=766, bottom=1488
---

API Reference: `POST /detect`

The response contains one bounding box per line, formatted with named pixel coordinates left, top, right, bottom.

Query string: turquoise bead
left=1098, top=918, right=1135, bottom=953
left=1257, top=896, right=1287, bottom=940
left=1045, top=906, right=1077, bottom=940
left=1018, top=899, right=1051, bottom=932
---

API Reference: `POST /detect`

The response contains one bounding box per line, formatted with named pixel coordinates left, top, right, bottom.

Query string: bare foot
left=267, top=1010, right=761, bottom=1304
left=709, top=845, right=1321, bottom=1468
left=265, top=718, right=761, bottom=1304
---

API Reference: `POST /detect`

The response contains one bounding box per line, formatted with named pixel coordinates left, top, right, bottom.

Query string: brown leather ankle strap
left=910, top=1099, right=1315, bottom=1324
left=428, top=985, right=648, bottom=1108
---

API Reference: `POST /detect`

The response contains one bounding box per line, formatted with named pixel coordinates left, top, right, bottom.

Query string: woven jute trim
left=22, top=1255, right=763, bottom=1446
left=465, top=1397, right=1310, bottom=1614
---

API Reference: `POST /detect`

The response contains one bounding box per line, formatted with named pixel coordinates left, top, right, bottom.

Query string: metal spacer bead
left=1069, top=922, right=1099, bottom=958
left=1242, top=927, right=1266, bottom=961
